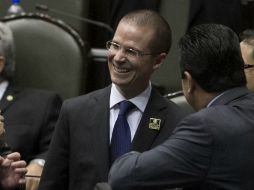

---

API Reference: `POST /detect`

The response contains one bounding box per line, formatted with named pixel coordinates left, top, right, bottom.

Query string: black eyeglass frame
left=244, top=64, right=254, bottom=69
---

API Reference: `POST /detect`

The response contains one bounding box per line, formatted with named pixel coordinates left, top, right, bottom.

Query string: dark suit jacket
left=0, top=84, right=62, bottom=162
left=109, top=0, right=160, bottom=29
left=109, top=87, right=254, bottom=190
left=188, top=0, right=242, bottom=34
left=38, top=86, right=186, bottom=190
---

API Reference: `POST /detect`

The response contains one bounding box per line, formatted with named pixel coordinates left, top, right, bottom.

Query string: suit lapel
left=131, top=89, right=167, bottom=152
left=0, top=84, right=20, bottom=113
left=90, top=86, right=111, bottom=177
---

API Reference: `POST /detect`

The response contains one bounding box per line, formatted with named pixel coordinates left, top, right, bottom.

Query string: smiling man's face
left=107, top=21, right=160, bottom=98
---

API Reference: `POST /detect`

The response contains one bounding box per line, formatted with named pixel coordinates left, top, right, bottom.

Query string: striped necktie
left=110, top=100, right=135, bottom=163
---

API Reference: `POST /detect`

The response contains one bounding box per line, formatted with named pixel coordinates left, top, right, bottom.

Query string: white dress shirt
left=109, top=83, right=152, bottom=142
left=0, top=80, right=9, bottom=101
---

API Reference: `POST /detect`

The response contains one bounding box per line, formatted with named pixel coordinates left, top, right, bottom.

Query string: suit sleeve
left=109, top=114, right=213, bottom=190
left=36, top=93, right=62, bottom=160
left=38, top=100, right=70, bottom=190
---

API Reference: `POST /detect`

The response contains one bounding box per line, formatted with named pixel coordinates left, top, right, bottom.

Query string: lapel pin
left=6, top=95, right=14, bottom=101
left=149, top=118, right=161, bottom=130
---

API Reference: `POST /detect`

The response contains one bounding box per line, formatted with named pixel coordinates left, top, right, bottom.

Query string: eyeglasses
left=244, top=64, right=254, bottom=69
left=106, top=41, right=155, bottom=58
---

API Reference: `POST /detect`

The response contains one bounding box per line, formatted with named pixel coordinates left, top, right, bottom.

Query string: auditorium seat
left=165, top=91, right=194, bottom=114
left=2, top=13, right=88, bottom=99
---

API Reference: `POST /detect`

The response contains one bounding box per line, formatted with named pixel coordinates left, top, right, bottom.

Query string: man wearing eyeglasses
left=109, top=24, right=254, bottom=190
left=38, top=9, right=187, bottom=190
left=239, top=29, right=254, bottom=92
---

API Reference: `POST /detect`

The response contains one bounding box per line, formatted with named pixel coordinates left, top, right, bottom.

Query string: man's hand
left=25, top=162, right=43, bottom=190
left=0, top=152, right=27, bottom=189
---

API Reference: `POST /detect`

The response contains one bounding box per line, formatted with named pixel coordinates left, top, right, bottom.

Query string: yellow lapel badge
left=149, top=118, right=161, bottom=130
left=6, top=95, right=14, bottom=101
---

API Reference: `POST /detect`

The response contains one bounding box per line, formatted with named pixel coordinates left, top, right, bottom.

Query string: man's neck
left=193, top=90, right=220, bottom=111
left=115, top=84, right=150, bottom=100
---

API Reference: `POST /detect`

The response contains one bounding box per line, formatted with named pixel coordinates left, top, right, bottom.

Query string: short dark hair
left=120, top=9, right=172, bottom=54
left=179, top=24, right=246, bottom=93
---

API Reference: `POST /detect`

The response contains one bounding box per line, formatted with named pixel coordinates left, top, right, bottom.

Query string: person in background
left=239, top=29, right=254, bottom=92
left=108, top=0, right=160, bottom=30
left=0, top=22, right=62, bottom=190
left=38, top=9, right=187, bottom=190
left=187, top=0, right=242, bottom=34
left=109, top=24, right=254, bottom=190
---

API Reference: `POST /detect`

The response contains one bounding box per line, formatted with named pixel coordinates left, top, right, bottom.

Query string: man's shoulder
left=150, top=89, right=188, bottom=115
left=15, top=88, right=62, bottom=103
left=62, top=86, right=110, bottom=108
left=21, top=88, right=58, bottom=96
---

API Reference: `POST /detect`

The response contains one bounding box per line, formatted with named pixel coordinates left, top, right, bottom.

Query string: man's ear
left=183, top=71, right=196, bottom=94
left=0, top=56, right=5, bottom=74
left=152, top=52, right=167, bottom=70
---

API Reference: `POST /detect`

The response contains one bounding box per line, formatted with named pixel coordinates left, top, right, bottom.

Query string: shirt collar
left=0, top=80, right=9, bottom=100
left=110, top=82, right=152, bottom=112
left=207, top=91, right=225, bottom=107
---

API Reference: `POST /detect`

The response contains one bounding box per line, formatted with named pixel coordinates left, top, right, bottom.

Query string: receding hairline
left=121, top=10, right=160, bottom=24
left=118, top=9, right=172, bottom=53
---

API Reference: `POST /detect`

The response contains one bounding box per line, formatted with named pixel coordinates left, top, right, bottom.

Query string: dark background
left=0, top=0, right=253, bottom=95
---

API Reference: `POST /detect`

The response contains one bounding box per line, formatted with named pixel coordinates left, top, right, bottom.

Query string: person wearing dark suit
left=1, top=84, right=62, bottom=162
left=188, top=0, right=242, bottom=34
left=109, top=24, right=254, bottom=190
left=0, top=22, right=62, bottom=190
left=38, top=10, right=187, bottom=190
left=108, top=0, right=160, bottom=30
left=1, top=84, right=62, bottom=182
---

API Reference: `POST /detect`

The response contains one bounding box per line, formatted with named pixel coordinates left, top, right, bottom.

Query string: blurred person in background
left=0, top=22, right=62, bottom=190
left=239, top=29, right=254, bottom=92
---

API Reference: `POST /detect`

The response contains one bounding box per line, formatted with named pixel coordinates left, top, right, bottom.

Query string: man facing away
left=38, top=9, right=187, bottom=190
left=109, top=24, right=254, bottom=190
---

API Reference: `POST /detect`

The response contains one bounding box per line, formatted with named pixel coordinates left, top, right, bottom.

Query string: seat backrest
left=154, top=0, right=189, bottom=92
left=165, top=91, right=194, bottom=115
left=2, top=13, right=87, bottom=99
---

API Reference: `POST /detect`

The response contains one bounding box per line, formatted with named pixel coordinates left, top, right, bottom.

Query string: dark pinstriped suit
left=109, top=87, right=254, bottom=190
left=38, top=85, right=187, bottom=190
